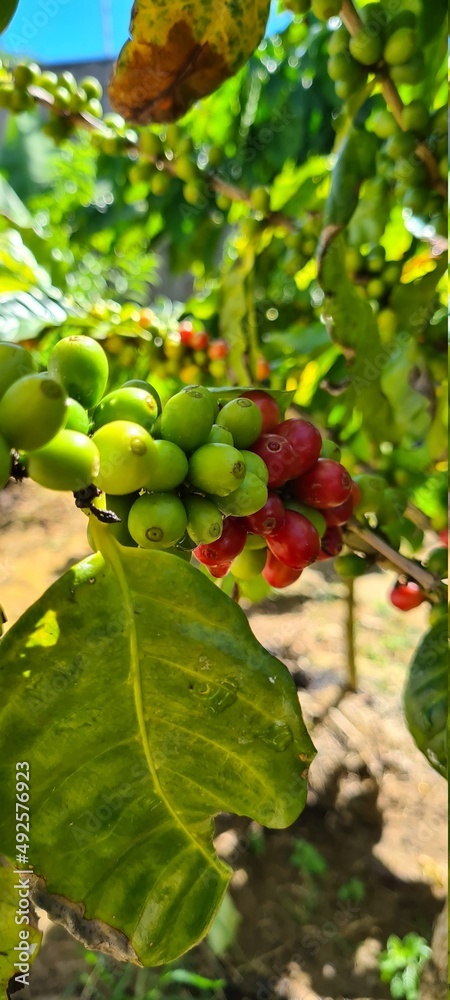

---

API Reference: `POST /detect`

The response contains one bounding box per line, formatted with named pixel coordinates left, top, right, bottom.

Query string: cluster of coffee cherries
left=0, top=337, right=360, bottom=589
left=190, top=391, right=362, bottom=588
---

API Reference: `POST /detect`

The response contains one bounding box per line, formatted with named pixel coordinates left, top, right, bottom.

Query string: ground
left=1, top=481, right=447, bottom=1000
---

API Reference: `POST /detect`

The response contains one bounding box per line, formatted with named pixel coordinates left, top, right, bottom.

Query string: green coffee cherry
left=143, top=440, right=188, bottom=492
left=188, top=443, right=246, bottom=497
left=311, top=0, right=341, bottom=20
left=244, top=533, right=268, bottom=550
left=104, top=493, right=139, bottom=547
left=122, top=381, right=162, bottom=413
left=48, top=335, right=109, bottom=409
left=384, top=27, right=417, bottom=65
left=64, top=398, right=90, bottom=434
left=25, top=430, right=100, bottom=492
left=0, top=343, right=37, bottom=399
left=334, top=554, right=367, bottom=578
left=184, top=495, right=223, bottom=545
left=80, top=76, right=103, bottom=100
left=320, top=440, right=341, bottom=462
left=212, top=472, right=268, bottom=517
left=128, top=493, right=187, bottom=549
left=250, top=186, right=270, bottom=214
left=232, top=547, right=267, bottom=580
left=349, top=29, right=383, bottom=65
left=390, top=52, right=424, bottom=85
left=371, top=110, right=398, bottom=140
left=92, top=420, right=156, bottom=495
left=161, top=388, right=214, bottom=453
left=217, top=398, right=262, bottom=449
left=401, top=100, right=429, bottom=135
left=207, top=424, right=234, bottom=446
left=240, top=451, right=269, bottom=485
left=0, top=373, right=67, bottom=451
left=0, top=433, right=12, bottom=489
left=92, top=387, right=159, bottom=434
left=184, top=384, right=219, bottom=419
left=328, top=26, right=350, bottom=55
left=284, top=499, right=327, bottom=538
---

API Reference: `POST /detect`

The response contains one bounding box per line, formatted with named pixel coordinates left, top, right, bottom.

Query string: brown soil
left=1, top=482, right=447, bottom=1000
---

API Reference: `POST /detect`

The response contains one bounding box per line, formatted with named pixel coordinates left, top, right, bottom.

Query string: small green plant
left=337, top=877, right=366, bottom=903
left=379, top=933, right=432, bottom=1000
left=77, top=953, right=225, bottom=1000
left=289, top=838, right=328, bottom=877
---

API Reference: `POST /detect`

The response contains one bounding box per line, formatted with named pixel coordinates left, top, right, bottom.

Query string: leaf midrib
left=100, top=533, right=224, bottom=876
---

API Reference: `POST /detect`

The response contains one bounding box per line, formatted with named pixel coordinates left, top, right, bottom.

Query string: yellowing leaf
left=109, top=0, right=271, bottom=123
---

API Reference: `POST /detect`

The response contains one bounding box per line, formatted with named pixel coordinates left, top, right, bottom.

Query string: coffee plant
left=0, top=0, right=447, bottom=990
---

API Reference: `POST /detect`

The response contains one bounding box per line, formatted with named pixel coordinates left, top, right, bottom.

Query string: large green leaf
left=109, top=0, right=271, bottom=123
left=0, top=865, right=42, bottom=995
left=323, top=127, right=378, bottom=230
left=0, top=527, right=314, bottom=966
left=404, top=620, right=448, bottom=779
left=0, top=0, right=19, bottom=33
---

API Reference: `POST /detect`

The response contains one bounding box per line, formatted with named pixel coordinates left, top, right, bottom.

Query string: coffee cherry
left=263, top=551, right=302, bottom=589
left=266, top=510, right=321, bottom=569
left=318, top=526, right=343, bottom=559
left=311, top=0, right=341, bottom=20
left=161, top=388, right=214, bottom=453
left=189, top=330, right=210, bottom=351
left=208, top=563, right=233, bottom=579
left=194, top=517, right=247, bottom=565
left=128, top=493, right=187, bottom=549
left=244, top=533, right=268, bottom=550
left=284, top=500, right=327, bottom=538
left=184, top=495, right=223, bottom=545
left=349, top=29, right=383, bottom=65
left=92, top=387, right=159, bottom=434
left=64, top=398, right=90, bottom=434
left=401, top=100, right=429, bottom=136
left=217, top=398, right=262, bottom=449
left=232, top=547, right=267, bottom=580
left=103, top=493, right=139, bottom=547
left=244, top=493, right=286, bottom=536
left=275, top=419, right=322, bottom=476
left=122, top=380, right=162, bottom=414
left=188, top=443, right=246, bottom=496
left=92, top=421, right=156, bottom=494
left=0, top=343, right=37, bottom=399
left=0, top=434, right=12, bottom=489
left=320, top=439, right=341, bottom=461
left=207, top=424, right=234, bottom=446
left=208, top=340, right=229, bottom=360
left=26, top=430, right=100, bottom=492
left=212, top=472, right=268, bottom=517
left=48, top=336, right=109, bottom=410
left=240, top=451, right=269, bottom=485
left=251, top=434, right=296, bottom=489
left=321, top=493, right=354, bottom=527
left=292, top=460, right=352, bottom=509
left=390, top=581, right=426, bottom=611
left=384, top=27, right=417, bottom=66
left=241, top=390, right=281, bottom=433
left=0, top=373, right=67, bottom=451
left=143, top=440, right=188, bottom=492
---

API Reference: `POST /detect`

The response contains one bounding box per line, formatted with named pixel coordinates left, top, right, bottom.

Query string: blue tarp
left=1, top=0, right=292, bottom=64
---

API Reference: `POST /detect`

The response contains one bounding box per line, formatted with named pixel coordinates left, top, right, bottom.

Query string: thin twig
left=345, top=578, right=357, bottom=692
left=346, top=517, right=443, bottom=596
left=340, top=0, right=447, bottom=199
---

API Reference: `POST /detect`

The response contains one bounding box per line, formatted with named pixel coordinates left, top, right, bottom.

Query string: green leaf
left=404, top=620, right=448, bottom=778
left=206, top=893, right=241, bottom=957
left=0, top=0, right=19, bottom=33
left=318, top=232, right=394, bottom=441
left=109, top=0, right=271, bottom=123
left=0, top=865, right=42, bottom=995
left=0, top=530, right=314, bottom=966
left=0, top=175, right=33, bottom=228
left=389, top=259, right=447, bottom=338
left=323, top=127, right=378, bottom=229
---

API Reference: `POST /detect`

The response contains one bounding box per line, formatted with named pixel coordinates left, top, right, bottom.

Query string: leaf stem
left=339, top=0, right=447, bottom=199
